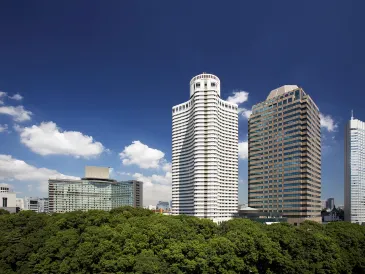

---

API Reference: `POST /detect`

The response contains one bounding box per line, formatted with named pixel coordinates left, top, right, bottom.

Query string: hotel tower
left=172, top=73, right=238, bottom=223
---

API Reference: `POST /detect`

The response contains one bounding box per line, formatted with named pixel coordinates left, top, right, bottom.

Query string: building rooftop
left=238, top=206, right=259, bottom=211
left=267, top=85, right=299, bottom=100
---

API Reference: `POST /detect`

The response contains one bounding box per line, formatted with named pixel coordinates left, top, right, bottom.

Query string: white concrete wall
left=0, top=192, right=16, bottom=208
left=345, top=118, right=365, bottom=224
left=172, top=73, right=238, bottom=223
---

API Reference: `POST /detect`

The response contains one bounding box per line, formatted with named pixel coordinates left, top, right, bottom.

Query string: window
left=196, top=83, right=200, bottom=88
left=2, top=197, right=7, bottom=207
left=211, top=82, right=216, bottom=87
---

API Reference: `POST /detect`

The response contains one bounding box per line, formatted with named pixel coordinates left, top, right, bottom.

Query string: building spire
left=351, top=109, right=354, bottom=120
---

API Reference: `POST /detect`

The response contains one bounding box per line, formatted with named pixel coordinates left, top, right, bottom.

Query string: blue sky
left=0, top=1, right=363, bottom=206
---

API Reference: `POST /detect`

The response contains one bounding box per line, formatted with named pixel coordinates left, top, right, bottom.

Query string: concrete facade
left=172, top=73, right=239, bottom=223
left=85, top=166, right=110, bottom=180
left=48, top=167, right=143, bottom=213
left=345, top=118, right=365, bottom=224
left=0, top=192, right=16, bottom=213
left=24, top=197, right=49, bottom=213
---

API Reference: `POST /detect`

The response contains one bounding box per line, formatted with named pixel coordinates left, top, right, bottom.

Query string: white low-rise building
left=0, top=192, right=16, bottom=213
left=16, top=198, right=24, bottom=210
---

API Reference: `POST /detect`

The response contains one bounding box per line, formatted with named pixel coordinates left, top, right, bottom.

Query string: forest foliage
left=0, top=206, right=365, bottom=274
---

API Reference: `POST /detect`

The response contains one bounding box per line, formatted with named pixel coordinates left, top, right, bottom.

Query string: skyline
left=0, top=1, right=363, bottom=205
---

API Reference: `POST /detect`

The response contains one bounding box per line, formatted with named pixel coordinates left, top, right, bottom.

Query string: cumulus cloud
left=132, top=171, right=171, bottom=205
left=120, top=141, right=165, bottom=169
left=0, top=91, right=6, bottom=105
left=0, top=124, right=8, bottom=133
left=117, top=171, right=132, bottom=176
left=118, top=141, right=172, bottom=204
left=0, top=105, right=32, bottom=122
left=238, top=179, right=247, bottom=185
left=320, top=113, right=338, bottom=132
left=15, top=121, right=105, bottom=158
left=162, top=162, right=172, bottom=172
left=226, top=91, right=249, bottom=104
left=238, top=141, right=248, bottom=160
left=0, top=154, right=79, bottom=192
left=238, top=108, right=252, bottom=119
left=8, top=93, right=23, bottom=101
left=227, top=91, right=251, bottom=119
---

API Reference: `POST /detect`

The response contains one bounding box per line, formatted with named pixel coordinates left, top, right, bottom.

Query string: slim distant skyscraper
left=326, top=197, right=335, bottom=210
left=172, top=73, right=238, bottom=223
left=345, top=115, right=365, bottom=224
left=248, top=85, right=321, bottom=225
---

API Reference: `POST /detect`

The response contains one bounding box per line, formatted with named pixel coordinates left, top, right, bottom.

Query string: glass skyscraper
left=248, top=85, right=321, bottom=225
left=345, top=116, right=365, bottom=224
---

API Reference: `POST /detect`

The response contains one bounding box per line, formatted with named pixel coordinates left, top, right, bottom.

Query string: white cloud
left=0, top=105, right=32, bottom=122
left=8, top=93, right=23, bottom=101
left=162, top=162, right=172, bottom=172
left=16, top=121, right=105, bottom=158
left=238, top=141, right=248, bottom=160
left=0, top=124, right=8, bottom=133
left=239, top=179, right=247, bottom=185
left=238, top=108, right=252, bottom=119
left=0, top=154, right=79, bottom=192
left=132, top=171, right=171, bottom=205
left=320, top=113, right=338, bottom=132
left=117, top=171, right=132, bottom=176
left=120, top=141, right=165, bottom=169
left=226, top=91, right=249, bottom=104
left=0, top=91, right=6, bottom=105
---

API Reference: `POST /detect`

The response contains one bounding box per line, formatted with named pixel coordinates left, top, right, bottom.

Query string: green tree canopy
left=0, top=207, right=364, bottom=273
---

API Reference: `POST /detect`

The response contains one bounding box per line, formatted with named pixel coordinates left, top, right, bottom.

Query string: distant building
left=48, top=166, right=143, bottom=213
left=345, top=116, right=365, bottom=224
left=0, top=185, right=11, bottom=193
left=16, top=198, right=24, bottom=210
left=326, top=198, right=335, bottom=210
left=145, top=205, right=156, bottom=210
left=321, top=200, right=327, bottom=209
left=156, top=201, right=170, bottom=210
left=24, top=197, right=49, bottom=213
left=322, top=208, right=341, bottom=223
left=0, top=186, right=16, bottom=213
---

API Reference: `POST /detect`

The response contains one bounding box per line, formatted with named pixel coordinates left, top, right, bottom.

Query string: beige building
left=248, top=85, right=321, bottom=225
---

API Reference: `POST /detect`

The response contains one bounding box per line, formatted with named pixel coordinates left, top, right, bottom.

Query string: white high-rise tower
left=172, top=73, right=238, bottom=223
left=345, top=114, right=365, bottom=224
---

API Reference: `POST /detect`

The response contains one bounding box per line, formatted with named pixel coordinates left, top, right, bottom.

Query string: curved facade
left=172, top=73, right=238, bottom=223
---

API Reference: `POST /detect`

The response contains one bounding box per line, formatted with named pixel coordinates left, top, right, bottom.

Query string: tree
left=0, top=207, right=365, bottom=273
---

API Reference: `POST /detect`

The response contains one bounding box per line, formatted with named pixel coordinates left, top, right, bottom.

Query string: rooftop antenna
left=351, top=109, right=354, bottom=120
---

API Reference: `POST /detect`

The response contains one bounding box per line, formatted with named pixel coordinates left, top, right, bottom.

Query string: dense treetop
left=0, top=207, right=364, bottom=274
